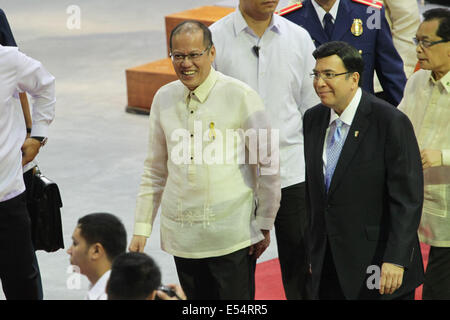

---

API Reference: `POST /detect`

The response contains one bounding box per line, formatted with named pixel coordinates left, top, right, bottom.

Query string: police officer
left=280, top=0, right=407, bottom=106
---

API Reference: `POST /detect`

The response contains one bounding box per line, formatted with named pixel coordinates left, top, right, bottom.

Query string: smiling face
left=416, top=19, right=450, bottom=79
left=239, top=0, right=280, bottom=19
left=313, top=54, right=359, bottom=114
left=170, top=29, right=215, bottom=91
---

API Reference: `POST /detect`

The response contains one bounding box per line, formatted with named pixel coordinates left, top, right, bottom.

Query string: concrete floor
left=0, top=0, right=444, bottom=300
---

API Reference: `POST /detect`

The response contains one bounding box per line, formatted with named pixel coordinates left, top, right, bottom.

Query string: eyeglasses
left=310, top=71, right=352, bottom=80
left=413, top=37, right=449, bottom=48
left=170, top=46, right=211, bottom=62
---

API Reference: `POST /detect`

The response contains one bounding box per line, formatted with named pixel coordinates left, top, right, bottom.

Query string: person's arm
left=381, top=111, right=423, bottom=294
left=374, top=6, right=408, bottom=106
left=242, top=91, right=281, bottom=259
left=20, top=92, right=32, bottom=135
left=129, top=91, right=168, bottom=252
left=19, top=92, right=43, bottom=166
left=14, top=50, right=55, bottom=166
left=1, top=10, right=44, bottom=165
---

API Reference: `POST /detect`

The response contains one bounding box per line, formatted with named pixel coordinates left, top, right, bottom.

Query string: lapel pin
left=354, top=130, right=359, bottom=138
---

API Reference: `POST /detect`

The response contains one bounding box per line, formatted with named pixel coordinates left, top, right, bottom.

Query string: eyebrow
left=313, top=69, right=336, bottom=72
left=172, top=50, right=203, bottom=54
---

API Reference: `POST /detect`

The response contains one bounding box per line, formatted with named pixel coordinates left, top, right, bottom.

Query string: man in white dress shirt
left=0, top=44, right=55, bottom=300
left=209, top=0, right=319, bottom=299
left=67, top=213, right=127, bottom=300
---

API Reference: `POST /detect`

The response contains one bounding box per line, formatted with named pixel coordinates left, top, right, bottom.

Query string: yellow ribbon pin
left=209, top=122, right=216, bottom=140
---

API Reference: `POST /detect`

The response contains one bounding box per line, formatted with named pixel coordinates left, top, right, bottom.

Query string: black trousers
left=319, top=240, right=346, bottom=300
left=0, top=193, right=39, bottom=300
left=174, top=247, right=256, bottom=300
left=274, top=182, right=309, bottom=299
left=423, top=246, right=450, bottom=300
left=23, top=169, right=43, bottom=300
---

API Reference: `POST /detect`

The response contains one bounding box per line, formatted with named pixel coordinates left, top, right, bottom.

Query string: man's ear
left=352, top=72, right=360, bottom=89
left=209, top=44, right=216, bottom=62
left=89, top=243, right=105, bottom=260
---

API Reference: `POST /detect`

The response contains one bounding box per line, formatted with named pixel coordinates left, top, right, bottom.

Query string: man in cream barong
left=398, top=8, right=450, bottom=300
left=128, top=20, right=281, bottom=300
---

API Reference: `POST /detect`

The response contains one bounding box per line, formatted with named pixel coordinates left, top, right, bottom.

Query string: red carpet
left=255, top=242, right=430, bottom=300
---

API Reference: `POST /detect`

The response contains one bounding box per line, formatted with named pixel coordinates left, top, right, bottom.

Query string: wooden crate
left=165, top=6, right=235, bottom=55
left=125, top=58, right=177, bottom=114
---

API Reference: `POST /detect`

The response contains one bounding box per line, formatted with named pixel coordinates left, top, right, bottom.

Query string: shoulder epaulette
left=352, top=0, right=383, bottom=9
left=275, top=2, right=303, bottom=16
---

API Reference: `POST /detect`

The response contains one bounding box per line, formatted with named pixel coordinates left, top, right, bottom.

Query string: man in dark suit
left=280, top=0, right=407, bottom=106
left=303, top=41, right=424, bottom=300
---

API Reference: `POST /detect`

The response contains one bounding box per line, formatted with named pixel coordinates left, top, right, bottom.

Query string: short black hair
left=107, top=252, right=162, bottom=300
left=423, top=8, right=450, bottom=40
left=313, top=41, right=365, bottom=85
left=77, top=213, right=127, bottom=262
left=169, top=20, right=213, bottom=52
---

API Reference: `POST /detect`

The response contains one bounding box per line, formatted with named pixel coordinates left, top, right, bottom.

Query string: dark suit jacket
left=303, top=90, right=424, bottom=299
left=283, top=0, right=407, bottom=106
left=0, top=9, right=17, bottom=46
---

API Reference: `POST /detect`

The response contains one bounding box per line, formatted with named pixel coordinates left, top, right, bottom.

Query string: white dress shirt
left=134, top=68, right=281, bottom=259
left=0, top=45, right=55, bottom=202
left=85, top=270, right=110, bottom=300
left=210, top=9, right=320, bottom=188
left=311, top=0, right=340, bottom=28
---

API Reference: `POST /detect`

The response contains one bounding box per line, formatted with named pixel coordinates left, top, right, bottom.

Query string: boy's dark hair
left=107, top=252, right=162, bottom=300
left=77, top=213, right=127, bottom=262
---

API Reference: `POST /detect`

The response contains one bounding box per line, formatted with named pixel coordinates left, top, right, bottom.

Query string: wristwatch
left=31, top=136, right=48, bottom=147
